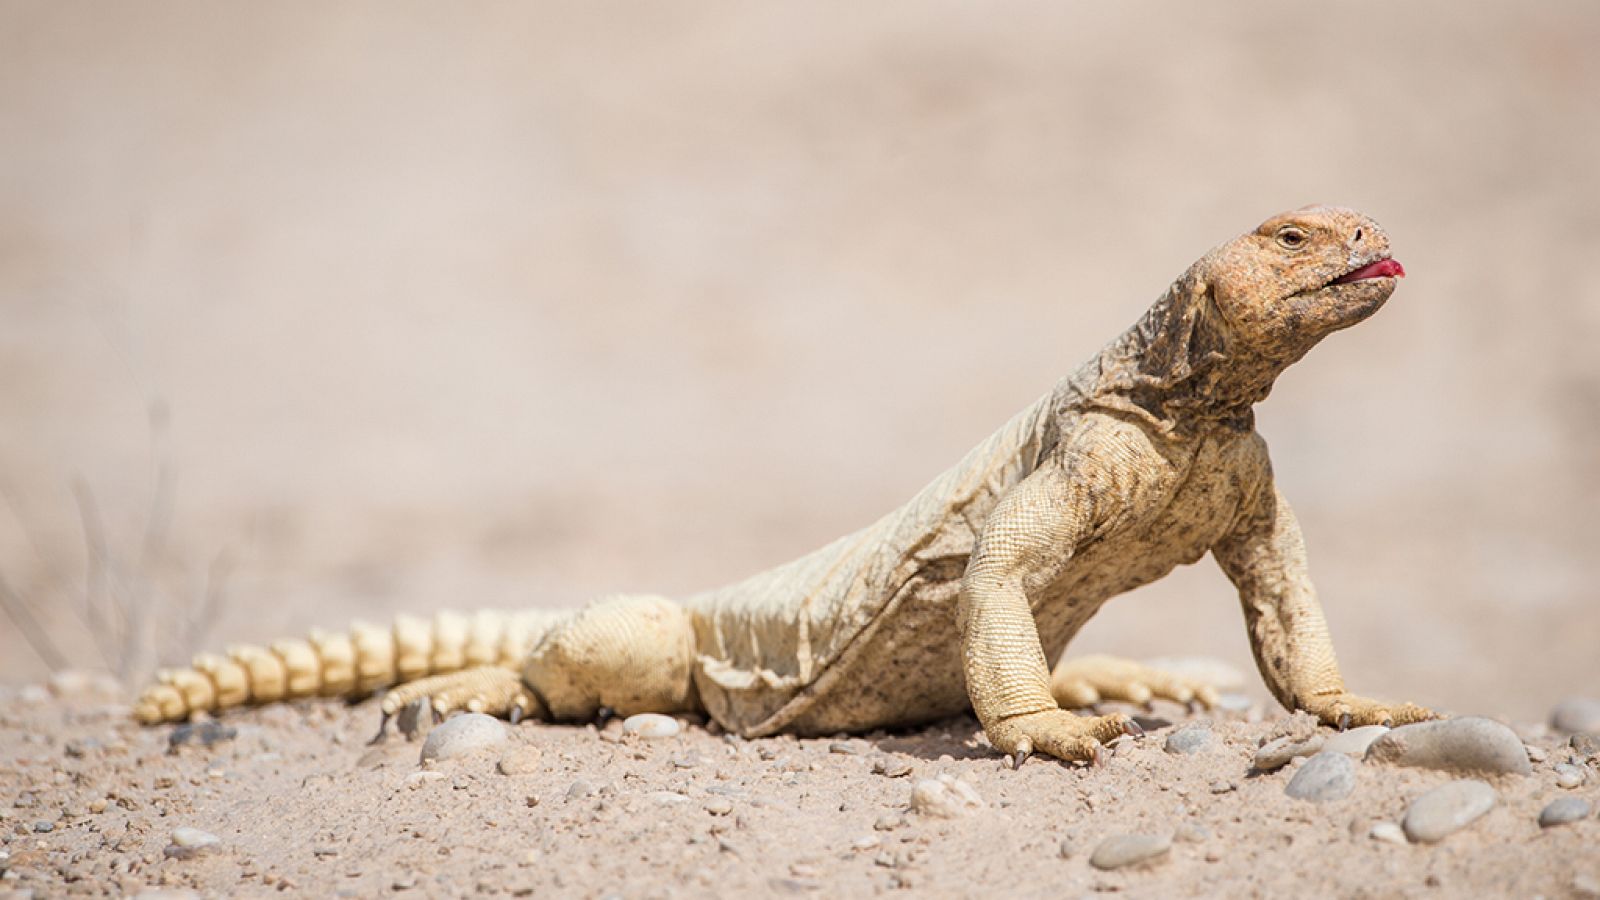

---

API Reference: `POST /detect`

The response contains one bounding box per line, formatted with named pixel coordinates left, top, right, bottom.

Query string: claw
left=1123, top=719, right=1146, bottom=740
left=1011, top=749, right=1029, bottom=770
left=1090, top=744, right=1106, bottom=767
left=368, top=712, right=391, bottom=746
left=1337, top=712, right=1351, bottom=732
left=508, top=703, right=525, bottom=725
left=1381, top=717, right=1393, bottom=728
left=397, top=698, right=426, bottom=740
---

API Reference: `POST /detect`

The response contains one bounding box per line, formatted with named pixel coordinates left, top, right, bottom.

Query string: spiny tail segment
left=133, top=609, right=563, bottom=724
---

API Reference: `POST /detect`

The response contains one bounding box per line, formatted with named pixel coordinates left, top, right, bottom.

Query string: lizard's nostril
left=1353, top=227, right=1363, bottom=242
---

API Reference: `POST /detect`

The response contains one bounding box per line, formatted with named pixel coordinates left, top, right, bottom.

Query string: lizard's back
left=683, top=387, right=1062, bottom=736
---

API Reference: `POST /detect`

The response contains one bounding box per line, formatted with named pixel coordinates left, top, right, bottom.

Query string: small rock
left=1284, top=752, right=1357, bottom=803
left=1173, top=822, right=1210, bottom=843
left=165, top=827, right=221, bottom=859
left=1573, top=733, right=1600, bottom=758
left=1164, top=724, right=1213, bottom=755
left=168, top=721, right=237, bottom=749
left=1089, top=833, right=1171, bottom=870
left=1551, top=697, right=1600, bottom=735
left=1369, top=821, right=1407, bottom=844
left=404, top=771, right=446, bottom=790
left=1554, top=763, right=1586, bottom=789
left=1365, top=717, right=1531, bottom=776
left=908, top=775, right=983, bottom=819
left=850, top=835, right=881, bottom=852
left=1254, top=734, right=1325, bottom=771
left=32, top=821, right=52, bottom=833
left=621, top=713, right=680, bottom=738
left=565, top=780, right=597, bottom=801
left=871, top=757, right=914, bottom=778
left=703, top=798, right=734, bottom=816
left=419, top=713, right=508, bottom=763
left=873, top=813, right=904, bottom=831
left=1401, top=779, right=1497, bottom=843
left=1208, top=780, right=1236, bottom=794
left=828, top=740, right=869, bottom=755
left=1058, top=839, right=1074, bottom=859
left=1524, top=744, right=1548, bottom=763
left=1322, top=725, right=1388, bottom=756
left=1538, top=796, right=1593, bottom=827
left=496, top=746, right=543, bottom=776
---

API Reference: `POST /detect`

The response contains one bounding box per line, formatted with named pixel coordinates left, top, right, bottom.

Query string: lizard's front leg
left=1213, top=483, right=1436, bottom=729
left=959, top=463, right=1137, bottom=766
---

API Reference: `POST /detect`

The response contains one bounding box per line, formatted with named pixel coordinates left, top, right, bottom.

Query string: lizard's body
left=137, top=206, right=1434, bottom=763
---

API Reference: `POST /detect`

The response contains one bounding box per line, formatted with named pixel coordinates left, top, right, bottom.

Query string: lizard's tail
left=132, top=609, right=565, bottom=725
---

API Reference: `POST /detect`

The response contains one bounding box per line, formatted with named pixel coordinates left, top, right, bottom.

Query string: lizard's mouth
left=1327, top=257, right=1405, bottom=286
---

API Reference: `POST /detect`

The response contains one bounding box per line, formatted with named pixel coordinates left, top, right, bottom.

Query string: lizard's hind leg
left=523, top=594, right=700, bottom=722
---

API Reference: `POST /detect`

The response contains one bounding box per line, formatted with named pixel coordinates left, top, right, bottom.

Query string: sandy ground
left=3, top=684, right=1598, bottom=899
left=3, top=1, right=1600, bottom=896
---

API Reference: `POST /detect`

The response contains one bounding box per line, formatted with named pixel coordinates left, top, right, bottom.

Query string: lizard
left=134, top=205, right=1436, bottom=765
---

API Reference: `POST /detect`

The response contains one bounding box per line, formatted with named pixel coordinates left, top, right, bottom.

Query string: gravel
left=1537, top=796, right=1592, bottom=828
left=1402, top=780, right=1497, bottom=843
left=419, top=713, right=509, bottom=763
left=1284, top=752, right=1357, bottom=803
left=1364, top=717, right=1531, bottom=776
left=1089, top=833, right=1171, bottom=870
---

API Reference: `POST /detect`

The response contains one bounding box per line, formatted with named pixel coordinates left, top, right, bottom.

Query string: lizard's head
left=1198, top=205, right=1403, bottom=363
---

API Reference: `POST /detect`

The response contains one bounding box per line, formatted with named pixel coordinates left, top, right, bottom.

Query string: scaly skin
left=135, top=206, right=1436, bottom=764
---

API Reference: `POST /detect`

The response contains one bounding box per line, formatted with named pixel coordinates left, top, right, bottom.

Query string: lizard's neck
left=1069, top=280, right=1290, bottom=435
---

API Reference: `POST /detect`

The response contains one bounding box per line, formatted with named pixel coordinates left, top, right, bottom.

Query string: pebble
left=1369, top=821, right=1407, bottom=845
left=1538, top=796, right=1592, bottom=827
left=1401, top=779, right=1497, bottom=843
left=1323, top=725, right=1388, bottom=756
left=419, top=714, right=508, bottom=763
left=31, top=821, right=52, bottom=834
left=1551, top=697, right=1600, bottom=734
left=873, top=813, right=905, bottom=831
left=1215, top=693, right=1255, bottom=714
left=168, top=721, right=238, bottom=749
left=165, top=827, right=221, bottom=859
left=871, top=757, right=914, bottom=778
left=565, top=780, right=598, bottom=801
left=496, top=746, right=544, bottom=776
left=703, top=799, right=734, bottom=816
left=1554, top=763, right=1586, bottom=789
left=400, top=772, right=445, bottom=795
left=621, top=713, right=680, bottom=738
left=908, top=775, right=983, bottom=819
left=1572, top=733, right=1600, bottom=759
left=1284, top=752, right=1357, bottom=803
left=1089, top=833, right=1171, bottom=870
left=1164, top=724, right=1213, bottom=755
left=828, top=740, right=869, bottom=755
left=1524, top=744, right=1548, bottom=763
left=850, top=835, right=881, bottom=852
left=1365, top=717, right=1531, bottom=776
left=1174, top=822, right=1210, bottom=843
left=1254, top=734, right=1325, bottom=771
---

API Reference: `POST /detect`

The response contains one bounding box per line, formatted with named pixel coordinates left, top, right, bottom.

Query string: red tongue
left=1331, top=258, right=1405, bottom=285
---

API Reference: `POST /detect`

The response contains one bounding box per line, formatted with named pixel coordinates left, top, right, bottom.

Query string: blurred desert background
left=1, top=1, right=1596, bottom=720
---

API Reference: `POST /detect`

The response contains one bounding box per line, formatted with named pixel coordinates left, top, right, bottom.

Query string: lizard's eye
left=1275, top=226, right=1310, bottom=251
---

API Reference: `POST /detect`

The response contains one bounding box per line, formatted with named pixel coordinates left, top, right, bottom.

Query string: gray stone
left=1572, top=733, right=1600, bottom=758
left=1401, top=779, right=1497, bottom=843
left=1323, top=725, right=1388, bottom=756
left=1254, top=734, right=1324, bottom=771
left=621, top=713, right=680, bottom=738
left=419, top=713, right=508, bottom=763
left=1554, top=763, right=1586, bottom=789
left=908, top=775, right=983, bottom=819
left=1538, top=796, right=1593, bottom=827
left=1364, top=717, right=1531, bottom=776
left=165, top=827, right=221, bottom=859
left=1551, top=697, right=1600, bottom=734
left=1164, top=724, right=1213, bottom=755
left=1284, top=752, right=1357, bottom=803
left=1089, top=833, right=1172, bottom=870
left=1369, top=821, right=1407, bottom=844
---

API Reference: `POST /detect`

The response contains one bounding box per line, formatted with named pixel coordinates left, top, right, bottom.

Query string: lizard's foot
left=1051, top=654, right=1220, bottom=710
left=370, top=666, right=544, bottom=743
left=985, top=708, right=1136, bottom=767
left=1302, top=692, right=1438, bottom=731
